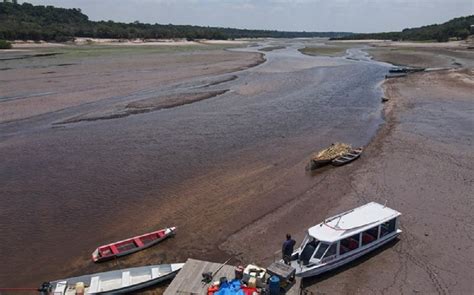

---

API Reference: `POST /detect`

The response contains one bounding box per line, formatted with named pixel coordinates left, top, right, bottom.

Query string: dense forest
left=0, top=2, right=351, bottom=41
left=332, top=15, right=473, bottom=42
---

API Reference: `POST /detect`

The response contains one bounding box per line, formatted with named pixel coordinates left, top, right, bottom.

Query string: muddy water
left=0, top=41, right=389, bottom=287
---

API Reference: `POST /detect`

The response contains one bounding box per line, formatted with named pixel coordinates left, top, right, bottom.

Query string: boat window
left=362, top=226, right=379, bottom=246
left=300, top=234, right=310, bottom=249
left=300, top=238, right=319, bottom=265
left=324, top=243, right=337, bottom=258
left=339, top=234, right=360, bottom=255
left=380, top=219, right=396, bottom=237
left=313, top=243, right=329, bottom=260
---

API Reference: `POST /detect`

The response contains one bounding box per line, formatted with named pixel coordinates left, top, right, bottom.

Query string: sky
left=25, top=0, right=474, bottom=33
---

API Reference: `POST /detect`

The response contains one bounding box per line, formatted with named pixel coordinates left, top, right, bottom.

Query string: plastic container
left=269, top=276, right=280, bottom=295
left=75, top=282, right=85, bottom=295
left=248, top=277, right=257, bottom=288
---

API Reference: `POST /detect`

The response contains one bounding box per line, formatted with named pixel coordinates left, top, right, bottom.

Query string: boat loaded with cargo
left=309, top=143, right=362, bottom=169
left=288, top=202, right=402, bottom=277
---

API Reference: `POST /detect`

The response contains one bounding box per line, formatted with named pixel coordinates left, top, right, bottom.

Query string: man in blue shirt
left=282, top=234, right=296, bottom=265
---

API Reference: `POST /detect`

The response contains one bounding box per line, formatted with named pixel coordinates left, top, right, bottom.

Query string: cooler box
left=243, top=264, right=266, bottom=288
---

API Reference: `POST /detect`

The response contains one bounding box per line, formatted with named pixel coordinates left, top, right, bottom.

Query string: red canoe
left=92, top=227, right=176, bottom=262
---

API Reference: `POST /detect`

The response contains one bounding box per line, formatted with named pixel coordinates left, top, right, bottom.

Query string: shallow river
left=0, top=40, right=390, bottom=287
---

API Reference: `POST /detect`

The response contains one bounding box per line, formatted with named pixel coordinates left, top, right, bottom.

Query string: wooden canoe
left=92, top=227, right=176, bottom=263
left=331, top=148, right=363, bottom=166
left=43, top=263, right=184, bottom=295
left=389, top=67, right=425, bottom=73
left=309, top=159, right=333, bottom=170
left=309, top=143, right=352, bottom=170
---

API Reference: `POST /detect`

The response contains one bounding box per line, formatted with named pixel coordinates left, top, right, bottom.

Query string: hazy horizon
left=22, top=0, right=474, bottom=33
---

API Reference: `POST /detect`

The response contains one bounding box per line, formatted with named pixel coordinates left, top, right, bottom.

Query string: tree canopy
left=331, top=15, right=474, bottom=42
left=0, top=2, right=352, bottom=41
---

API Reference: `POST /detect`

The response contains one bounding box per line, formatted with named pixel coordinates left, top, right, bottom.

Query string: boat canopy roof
left=308, top=202, right=401, bottom=243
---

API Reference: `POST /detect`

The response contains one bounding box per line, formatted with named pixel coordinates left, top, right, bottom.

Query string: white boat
left=41, top=263, right=184, bottom=294
left=288, top=202, right=401, bottom=278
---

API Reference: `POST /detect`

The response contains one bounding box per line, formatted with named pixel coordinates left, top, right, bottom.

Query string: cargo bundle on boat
left=309, top=143, right=352, bottom=169
left=287, top=202, right=401, bottom=278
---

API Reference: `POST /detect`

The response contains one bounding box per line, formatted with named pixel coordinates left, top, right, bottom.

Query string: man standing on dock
left=282, top=234, right=296, bottom=265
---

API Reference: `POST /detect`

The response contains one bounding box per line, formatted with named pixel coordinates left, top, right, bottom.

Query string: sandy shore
left=219, top=44, right=473, bottom=294
left=303, top=70, right=473, bottom=294
left=0, top=47, right=263, bottom=123
left=367, top=40, right=474, bottom=68
left=10, top=38, right=251, bottom=48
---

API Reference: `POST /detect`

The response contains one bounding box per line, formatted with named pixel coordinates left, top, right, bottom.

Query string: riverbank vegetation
left=332, top=15, right=473, bottom=42
left=259, top=46, right=286, bottom=52
left=298, top=45, right=349, bottom=57
left=0, top=2, right=351, bottom=41
left=0, top=39, right=12, bottom=49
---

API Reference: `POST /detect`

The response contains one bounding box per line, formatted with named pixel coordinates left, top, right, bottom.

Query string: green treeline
left=332, top=15, right=473, bottom=42
left=0, top=39, right=12, bottom=48
left=0, top=2, right=351, bottom=41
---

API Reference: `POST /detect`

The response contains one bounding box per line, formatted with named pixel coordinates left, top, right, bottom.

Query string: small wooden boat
left=309, top=143, right=352, bottom=170
left=389, top=67, right=425, bottom=73
left=385, top=73, right=407, bottom=79
left=331, top=147, right=363, bottom=166
left=309, top=158, right=333, bottom=170
left=92, top=227, right=176, bottom=262
left=389, top=67, right=408, bottom=73
left=40, top=263, right=184, bottom=295
left=287, top=202, right=402, bottom=278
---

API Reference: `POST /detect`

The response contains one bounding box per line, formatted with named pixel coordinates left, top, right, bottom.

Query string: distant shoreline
left=6, top=38, right=254, bottom=49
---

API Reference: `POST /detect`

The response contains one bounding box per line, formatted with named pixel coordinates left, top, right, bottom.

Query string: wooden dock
left=164, top=258, right=301, bottom=294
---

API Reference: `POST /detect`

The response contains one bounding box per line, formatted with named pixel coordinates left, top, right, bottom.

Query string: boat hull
left=294, top=230, right=401, bottom=278
left=331, top=148, right=362, bottom=166
left=48, top=263, right=184, bottom=295
left=309, top=159, right=332, bottom=170
left=93, top=227, right=176, bottom=262
left=96, top=271, right=176, bottom=294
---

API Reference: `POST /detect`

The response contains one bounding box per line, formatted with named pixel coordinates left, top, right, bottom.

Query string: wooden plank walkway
left=164, top=258, right=235, bottom=294
left=164, top=258, right=301, bottom=295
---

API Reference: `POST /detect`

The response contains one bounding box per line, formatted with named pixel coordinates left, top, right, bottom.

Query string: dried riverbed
left=0, top=40, right=390, bottom=289
left=2, top=39, right=472, bottom=294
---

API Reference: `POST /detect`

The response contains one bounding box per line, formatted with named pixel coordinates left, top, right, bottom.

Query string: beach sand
left=0, top=47, right=263, bottom=123
left=301, top=69, right=473, bottom=294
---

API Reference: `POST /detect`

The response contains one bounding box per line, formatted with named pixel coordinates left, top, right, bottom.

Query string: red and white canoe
left=92, top=227, right=176, bottom=263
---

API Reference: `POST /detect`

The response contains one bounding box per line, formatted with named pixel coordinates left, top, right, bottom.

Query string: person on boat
left=308, top=238, right=318, bottom=248
left=282, top=234, right=296, bottom=265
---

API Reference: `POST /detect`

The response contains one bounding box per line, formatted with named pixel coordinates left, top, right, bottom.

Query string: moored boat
left=309, top=143, right=352, bottom=170
left=389, top=67, right=425, bottom=73
left=288, top=202, right=401, bottom=278
left=92, top=227, right=176, bottom=262
left=331, top=147, right=363, bottom=166
left=40, top=263, right=184, bottom=295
